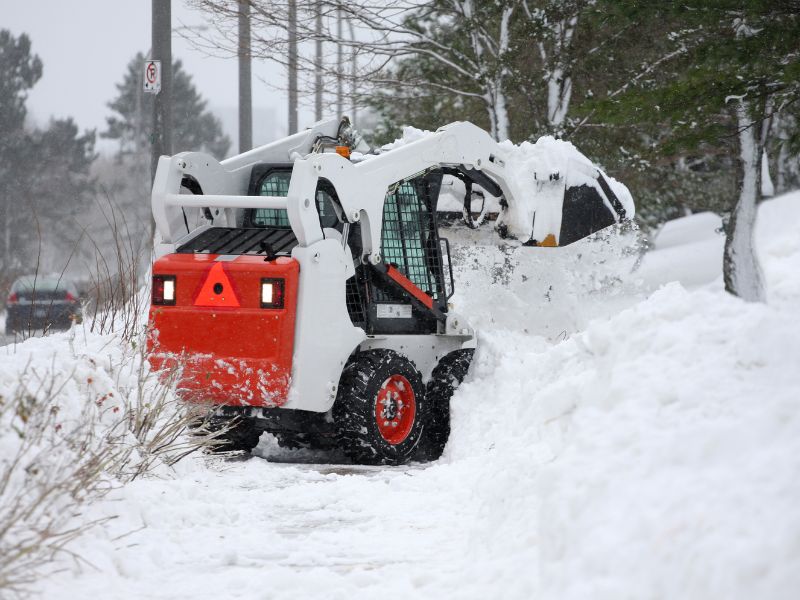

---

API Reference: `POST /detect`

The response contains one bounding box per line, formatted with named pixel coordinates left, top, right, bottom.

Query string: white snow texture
left=2, top=185, right=799, bottom=598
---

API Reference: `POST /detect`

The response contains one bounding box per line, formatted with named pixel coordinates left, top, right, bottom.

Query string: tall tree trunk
left=485, top=82, right=509, bottom=142
left=336, top=8, right=343, bottom=119
left=724, top=98, right=768, bottom=302
left=773, top=111, right=796, bottom=194
left=314, top=0, right=323, bottom=121
left=475, top=3, right=513, bottom=141
left=348, top=18, right=357, bottom=127
left=544, top=16, right=577, bottom=130
left=287, top=0, right=298, bottom=134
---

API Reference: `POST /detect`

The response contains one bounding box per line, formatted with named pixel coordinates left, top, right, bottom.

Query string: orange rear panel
left=147, top=254, right=299, bottom=407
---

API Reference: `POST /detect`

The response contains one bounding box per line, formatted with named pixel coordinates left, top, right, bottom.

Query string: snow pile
left=0, top=325, right=217, bottom=592
left=450, top=225, right=644, bottom=338
left=445, top=192, right=800, bottom=599
left=639, top=192, right=800, bottom=293
left=450, top=282, right=800, bottom=598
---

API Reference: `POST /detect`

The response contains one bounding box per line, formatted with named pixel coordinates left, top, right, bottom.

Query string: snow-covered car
left=5, top=275, right=82, bottom=335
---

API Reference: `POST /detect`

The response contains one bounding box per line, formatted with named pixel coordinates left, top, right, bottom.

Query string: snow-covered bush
left=0, top=331, right=221, bottom=596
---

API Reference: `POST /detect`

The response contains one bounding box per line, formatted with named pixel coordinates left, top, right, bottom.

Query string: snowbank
left=639, top=191, right=800, bottom=294
left=445, top=191, right=800, bottom=599
left=450, top=281, right=800, bottom=599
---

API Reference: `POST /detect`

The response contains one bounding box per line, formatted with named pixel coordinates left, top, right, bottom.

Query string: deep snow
left=3, top=192, right=799, bottom=599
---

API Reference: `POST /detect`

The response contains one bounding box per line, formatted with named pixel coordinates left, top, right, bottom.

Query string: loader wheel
left=207, top=417, right=262, bottom=453
left=415, top=349, right=474, bottom=462
left=334, top=349, right=425, bottom=465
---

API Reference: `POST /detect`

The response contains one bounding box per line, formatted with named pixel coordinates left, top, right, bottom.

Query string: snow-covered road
left=40, top=445, right=500, bottom=599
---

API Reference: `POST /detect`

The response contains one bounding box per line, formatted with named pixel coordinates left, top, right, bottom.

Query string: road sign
left=143, top=60, right=161, bottom=94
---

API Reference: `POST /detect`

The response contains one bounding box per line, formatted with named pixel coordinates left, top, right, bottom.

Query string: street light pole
left=151, top=0, right=172, bottom=183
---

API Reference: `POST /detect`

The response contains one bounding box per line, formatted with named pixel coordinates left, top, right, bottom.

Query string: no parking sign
left=143, top=60, right=161, bottom=94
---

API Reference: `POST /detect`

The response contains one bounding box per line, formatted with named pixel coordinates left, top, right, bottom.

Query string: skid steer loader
left=147, top=118, right=632, bottom=464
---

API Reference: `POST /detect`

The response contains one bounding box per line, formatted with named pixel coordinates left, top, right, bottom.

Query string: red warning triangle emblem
left=194, top=262, right=241, bottom=307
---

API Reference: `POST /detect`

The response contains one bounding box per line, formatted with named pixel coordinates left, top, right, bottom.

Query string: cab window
left=252, top=171, right=291, bottom=227
left=251, top=170, right=339, bottom=230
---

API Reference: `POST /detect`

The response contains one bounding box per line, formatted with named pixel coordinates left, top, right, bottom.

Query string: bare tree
left=188, top=1, right=520, bottom=140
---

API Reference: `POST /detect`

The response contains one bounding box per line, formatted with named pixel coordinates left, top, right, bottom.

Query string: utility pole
left=288, top=0, right=298, bottom=134
left=238, top=0, right=252, bottom=152
left=314, top=0, right=323, bottom=121
left=151, top=0, right=172, bottom=183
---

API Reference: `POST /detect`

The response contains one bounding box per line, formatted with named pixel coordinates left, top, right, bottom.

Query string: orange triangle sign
left=194, top=262, right=241, bottom=307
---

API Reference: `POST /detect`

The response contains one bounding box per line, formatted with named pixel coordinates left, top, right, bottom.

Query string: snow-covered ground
left=3, top=192, right=799, bottom=599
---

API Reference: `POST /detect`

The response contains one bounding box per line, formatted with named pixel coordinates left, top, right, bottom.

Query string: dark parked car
left=5, top=275, right=82, bottom=335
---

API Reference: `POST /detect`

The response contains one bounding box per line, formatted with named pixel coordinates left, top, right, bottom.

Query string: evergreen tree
left=0, top=30, right=96, bottom=276
left=103, top=53, right=231, bottom=165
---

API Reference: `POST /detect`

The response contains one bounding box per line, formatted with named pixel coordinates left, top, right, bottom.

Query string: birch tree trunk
left=465, top=1, right=513, bottom=141
left=723, top=98, right=767, bottom=302
left=546, top=16, right=576, bottom=130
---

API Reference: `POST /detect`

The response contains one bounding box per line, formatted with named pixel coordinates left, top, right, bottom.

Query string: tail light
left=65, top=291, right=78, bottom=303
left=153, top=275, right=176, bottom=306
left=260, top=278, right=284, bottom=309
left=7, top=292, right=18, bottom=304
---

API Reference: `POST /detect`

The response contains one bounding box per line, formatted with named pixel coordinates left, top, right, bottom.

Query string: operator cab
left=176, top=161, right=454, bottom=337
left=176, top=164, right=341, bottom=257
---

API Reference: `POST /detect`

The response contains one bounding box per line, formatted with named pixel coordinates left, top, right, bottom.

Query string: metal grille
left=379, top=181, right=440, bottom=301
left=177, top=227, right=298, bottom=256
left=345, top=276, right=366, bottom=324
left=252, top=171, right=291, bottom=227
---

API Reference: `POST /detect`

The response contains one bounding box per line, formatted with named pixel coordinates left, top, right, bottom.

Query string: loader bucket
left=555, top=171, right=629, bottom=246
left=490, top=138, right=635, bottom=248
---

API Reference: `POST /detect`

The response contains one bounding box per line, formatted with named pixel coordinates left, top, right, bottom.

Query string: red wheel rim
left=374, top=374, right=416, bottom=445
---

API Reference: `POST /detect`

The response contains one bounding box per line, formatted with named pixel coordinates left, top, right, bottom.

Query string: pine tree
left=584, top=0, right=800, bottom=301
left=103, top=53, right=231, bottom=165
left=0, top=30, right=96, bottom=276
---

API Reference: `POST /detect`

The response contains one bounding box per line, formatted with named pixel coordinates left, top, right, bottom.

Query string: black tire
left=5, top=320, right=15, bottom=336
left=273, top=431, right=337, bottom=451
left=207, top=416, right=262, bottom=453
left=334, top=349, right=426, bottom=465
left=415, top=348, right=474, bottom=462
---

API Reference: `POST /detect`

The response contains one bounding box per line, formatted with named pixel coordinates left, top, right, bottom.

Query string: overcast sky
left=3, top=0, right=317, bottom=154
